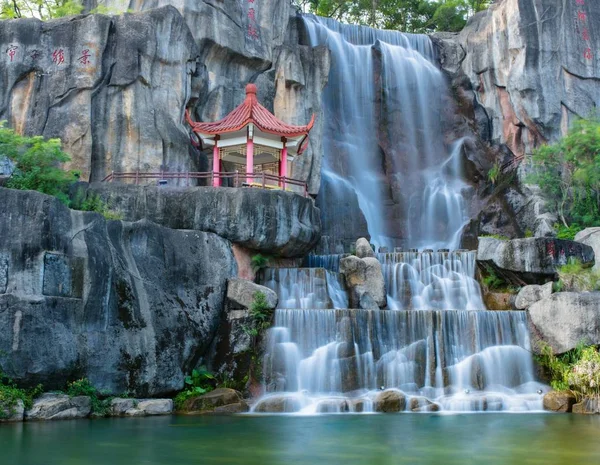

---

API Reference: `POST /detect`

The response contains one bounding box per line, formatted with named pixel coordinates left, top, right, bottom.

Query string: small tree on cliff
left=0, top=0, right=83, bottom=20
left=529, top=118, right=600, bottom=233
left=0, top=122, right=79, bottom=205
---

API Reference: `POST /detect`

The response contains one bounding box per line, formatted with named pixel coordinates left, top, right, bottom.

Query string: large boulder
left=253, top=395, right=303, bottom=413
left=0, top=7, right=198, bottom=182
left=477, top=237, right=594, bottom=284
left=0, top=399, right=24, bottom=422
left=83, top=184, right=321, bottom=257
left=543, top=391, right=576, bottom=413
left=0, top=188, right=236, bottom=396
left=25, top=394, right=91, bottom=421
left=340, top=256, right=386, bottom=309
left=374, top=390, right=406, bottom=413
left=227, top=278, right=278, bottom=310
left=515, top=283, right=553, bottom=310
left=528, top=292, right=600, bottom=354
left=355, top=238, right=375, bottom=259
left=179, top=388, right=245, bottom=413
left=575, top=228, right=600, bottom=272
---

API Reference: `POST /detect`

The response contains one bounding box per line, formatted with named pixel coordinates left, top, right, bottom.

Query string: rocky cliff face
left=436, top=0, right=600, bottom=163
left=0, top=187, right=237, bottom=396
left=82, top=0, right=330, bottom=194
left=0, top=7, right=198, bottom=182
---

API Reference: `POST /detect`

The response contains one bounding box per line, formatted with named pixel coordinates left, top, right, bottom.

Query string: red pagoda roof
left=186, top=83, right=315, bottom=139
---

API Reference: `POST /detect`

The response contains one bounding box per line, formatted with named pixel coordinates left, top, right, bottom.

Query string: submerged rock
left=253, top=395, right=303, bottom=413
left=528, top=292, right=600, bottom=354
left=374, top=390, right=406, bottom=413
left=515, top=283, right=553, bottom=310
left=227, top=278, right=278, bottom=310
left=543, top=391, right=576, bottom=413
left=25, top=394, right=91, bottom=421
left=340, top=256, right=386, bottom=309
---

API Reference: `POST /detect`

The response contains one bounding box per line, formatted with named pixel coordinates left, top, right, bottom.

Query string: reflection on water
left=1, top=415, right=600, bottom=465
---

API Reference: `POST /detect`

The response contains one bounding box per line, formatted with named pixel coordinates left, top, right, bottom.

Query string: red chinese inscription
left=584, top=47, right=593, bottom=60
left=52, top=49, right=65, bottom=65
left=247, top=0, right=259, bottom=40
left=78, top=49, right=91, bottom=65
left=576, top=0, right=585, bottom=4
left=582, top=27, right=590, bottom=41
left=7, top=45, right=18, bottom=62
left=578, top=11, right=587, bottom=21
left=30, top=49, right=41, bottom=61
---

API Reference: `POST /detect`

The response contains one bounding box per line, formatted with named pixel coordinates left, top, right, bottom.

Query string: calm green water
left=1, top=414, right=600, bottom=465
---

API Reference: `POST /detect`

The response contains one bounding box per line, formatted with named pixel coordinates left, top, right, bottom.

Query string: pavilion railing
left=101, top=171, right=308, bottom=197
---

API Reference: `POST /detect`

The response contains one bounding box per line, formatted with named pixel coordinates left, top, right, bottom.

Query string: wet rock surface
left=25, top=394, right=91, bottom=421
left=227, top=278, right=278, bottom=310
left=543, top=391, right=577, bottom=413
left=180, top=388, right=246, bottom=413
left=340, top=255, right=386, bottom=309
left=374, top=390, right=406, bottom=413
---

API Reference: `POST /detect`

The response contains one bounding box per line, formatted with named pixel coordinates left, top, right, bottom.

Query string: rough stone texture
left=482, top=291, right=514, bottom=311
left=0, top=7, right=199, bottom=182
left=0, top=187, right=236, bottom=396
left=0, top=399, right=24, bottom=422
left=134, top=399, right=173, bottom=415
left=227, top=278, right=278, bottom=310
left=435, top=0, right=600, bottom=165
left=340, top=256, right=386, bottom=309
left=573, top=398, right=600, bottom=415
left=110, top=398, right=136, bottom=416
left=477, top=237, right=594, bottom=284
left=25, top=394, right=91, bottom=420
left=83, top=183, right=321, bottom=257
left=575, top=228, right=600, bottom=272
left=253, top=395, right=303, bottom=413
left=374, top=390, right=406, bottom=413
left=83, top=0, right=330, bottom=195
left=180, top=388, right=242, bottom=413
left=515, top=282, right=553, bottom=310
left=543, top=391, right=576, bottom=413
left=528, top=292, right=600, bottom=354
left=355, top=238, right=374, bottom=259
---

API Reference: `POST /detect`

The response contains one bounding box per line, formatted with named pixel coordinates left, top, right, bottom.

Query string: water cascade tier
left=256, top=309, right=548, bottom=414
left=303, top=16, right=471, bottom=250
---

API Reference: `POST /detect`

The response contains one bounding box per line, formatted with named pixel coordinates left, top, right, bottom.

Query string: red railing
left=101, top=171, right=308, bottom=197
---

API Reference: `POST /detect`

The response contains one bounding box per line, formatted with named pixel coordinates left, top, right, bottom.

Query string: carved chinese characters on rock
left=247, top=0, right=259, bottom=40
left=6, top=45, right=18, bottom=62
left=574, top=0, right=593, bottom=61
left=78, top=49, right=91, bottom=65
left=52, top=48, right=65, bottom=65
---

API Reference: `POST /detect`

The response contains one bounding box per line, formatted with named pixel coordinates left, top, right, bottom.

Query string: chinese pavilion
left=186, top=83, right=315, bottom=189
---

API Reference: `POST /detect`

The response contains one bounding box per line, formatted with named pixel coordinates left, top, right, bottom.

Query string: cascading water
left=251, top=17, right=547, bottom=414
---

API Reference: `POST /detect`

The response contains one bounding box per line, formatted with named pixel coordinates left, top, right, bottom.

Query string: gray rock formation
left=477, top=237, right=594, bottom=284
left=0, top=7, right=198, bottom=182
left=529, top=292, right=600, bottom=354
left=340, top=255, right=386, bottom=309
left=515, top=282, right=553, bottom=310
left=435, top=0, right=600, bottom=164
left=355, top=238, right=375, bottom=259
left=0, top=399, right=24, bottom=422
left=227, top=278, right=278, bottom=310
left=0, top=187, right=236, bottom=396
left=25, top=393, right=91, bottom=420
left=82, top=0, right=330, bottom=194
left=82, top=183, right=321, bottom=257
left=575, top=228, right=600, bottom=271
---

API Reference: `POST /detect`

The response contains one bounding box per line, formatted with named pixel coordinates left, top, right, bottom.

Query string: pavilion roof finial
left=245, top=83, right=258, bottom=97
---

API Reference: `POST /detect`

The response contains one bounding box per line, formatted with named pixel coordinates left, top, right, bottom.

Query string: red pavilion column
left=212, top=136, right=221, bottom=187
left=279, top=140, right=288, bottom=190
left=246, top=126, right=254, bottom=184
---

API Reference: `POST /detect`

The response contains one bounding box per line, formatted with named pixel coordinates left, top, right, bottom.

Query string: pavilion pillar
left=279, top=140, right=288, bottom=189
left=246, top=125, right=254, bottom=184
left=212, top=136, right=221, bottom=187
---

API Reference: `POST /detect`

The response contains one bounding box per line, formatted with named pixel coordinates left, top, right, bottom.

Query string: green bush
left=1, top=122, right=79, bottom=205
left=71, top=191, right=123, bottom=220
left=568, top=347, right=600, bottom=401
left=529, top=118, right=600, bottom=231
left=173, top=367, right=215, bottom=410
left=555, top=223, right=584, bottom=241
left=557, top=259, right=600, bottom=292
left=251, top=254, right=269, bottom=273
left=0, top=370, right=43, bottom=419
left=66, top=378, right=111, bottom=416
left=535, top=341, right=588, bottom=392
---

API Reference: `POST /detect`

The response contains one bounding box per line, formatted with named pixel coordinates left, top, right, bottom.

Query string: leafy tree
left=432, top=0, right=469, bottom=32
left=0, top=122, right=79, bottom=205
left=529, top=118, right=600, bottom=230
left=0, top=0, right=82, bottom=20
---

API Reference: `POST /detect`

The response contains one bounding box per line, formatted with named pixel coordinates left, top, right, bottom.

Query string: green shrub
left=0, top=370, right=43, bottom=419
left=251, top=254, right=269, bottom=273
left=535, top=341, right=588, bottom=392
left=488, top=161, right=501, bottom=185
left=1, top=122, right=79, bottom=205
left=480, top=234, right=510, bottom=241
left=71, top=192, right=122, bottom=220
left=66, top=378, right=111, bottom=416
left=173, top=367, right=215, bottom=410
left=557, top=259, right=600, bottom=292
left=568, top=347, right=600, bottom=401
left=555, top=223, right=584, bottom=240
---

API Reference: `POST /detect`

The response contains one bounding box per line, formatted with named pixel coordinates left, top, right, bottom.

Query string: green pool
left=2, top=414, right=600, bottom=465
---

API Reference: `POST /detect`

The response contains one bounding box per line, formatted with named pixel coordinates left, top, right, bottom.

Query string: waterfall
left=257, top=309, right=548, bottom=413
left=304, top=16, right=470, bottom=250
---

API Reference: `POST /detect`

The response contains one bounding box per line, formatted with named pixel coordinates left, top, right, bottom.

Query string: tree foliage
left=529, top=118, right=600, bottom=230
left=0, top=122, right=79, bottom=204
left=0, top=0, right=83, bottom=20
left=295, top=0, right=491, bottom=32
